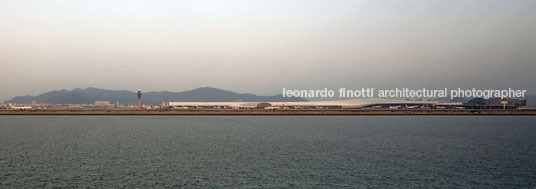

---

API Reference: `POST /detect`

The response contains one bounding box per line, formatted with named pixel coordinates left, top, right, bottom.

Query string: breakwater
left=1, top=109, right=536, bottom=115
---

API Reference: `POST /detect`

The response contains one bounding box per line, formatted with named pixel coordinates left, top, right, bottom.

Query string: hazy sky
left=1, top=0, right=535, bottom=101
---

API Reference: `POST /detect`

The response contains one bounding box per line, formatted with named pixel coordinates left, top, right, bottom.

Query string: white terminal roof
left=168, top=99, right=462, bottom=108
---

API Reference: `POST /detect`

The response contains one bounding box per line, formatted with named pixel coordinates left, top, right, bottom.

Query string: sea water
left=1, top=116, right=535, bottom=188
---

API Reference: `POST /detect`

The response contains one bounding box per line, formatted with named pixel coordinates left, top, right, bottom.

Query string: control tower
left=137, top=89, right=142, bottom=109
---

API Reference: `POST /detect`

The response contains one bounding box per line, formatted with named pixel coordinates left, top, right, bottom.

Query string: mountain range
left=5, top=87, right=307, bottom=105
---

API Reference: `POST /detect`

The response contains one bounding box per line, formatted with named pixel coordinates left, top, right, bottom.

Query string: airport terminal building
left=167, top=98, right=527, bottom=110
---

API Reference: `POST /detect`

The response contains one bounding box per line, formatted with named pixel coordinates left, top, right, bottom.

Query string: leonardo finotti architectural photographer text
left=282, top=88, right=527, bottom=99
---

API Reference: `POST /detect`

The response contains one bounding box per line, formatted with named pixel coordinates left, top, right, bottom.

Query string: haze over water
left=1, top=0, right=536, bottom=101
left=1, top=116, right=535, bottom=188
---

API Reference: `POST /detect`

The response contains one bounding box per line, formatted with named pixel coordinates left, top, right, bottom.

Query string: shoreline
left=1, top=109, right=536, bottom=116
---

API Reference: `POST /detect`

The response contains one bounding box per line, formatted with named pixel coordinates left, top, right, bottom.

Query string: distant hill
left=5, top=87, right=307, bottom=105
left=526, top=95, right=536, bottom=106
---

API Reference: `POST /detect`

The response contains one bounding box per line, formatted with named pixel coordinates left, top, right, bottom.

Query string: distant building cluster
left=1, top=100, right=165, bottom=110
left=464, top=98, right=527, bottom=109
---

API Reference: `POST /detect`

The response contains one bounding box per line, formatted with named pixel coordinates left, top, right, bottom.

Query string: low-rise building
left=94, top=101, right=111, bottom=106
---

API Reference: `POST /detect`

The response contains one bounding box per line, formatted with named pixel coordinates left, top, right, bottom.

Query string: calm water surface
left=0, top=116, right=535, bottom=188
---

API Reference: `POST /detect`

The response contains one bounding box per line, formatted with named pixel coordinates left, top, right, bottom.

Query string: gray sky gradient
left=1, top=0, right=535, bottom=101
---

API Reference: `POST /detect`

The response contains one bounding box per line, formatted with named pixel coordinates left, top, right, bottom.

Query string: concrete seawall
left=1, top=109, right=536, bottom=115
